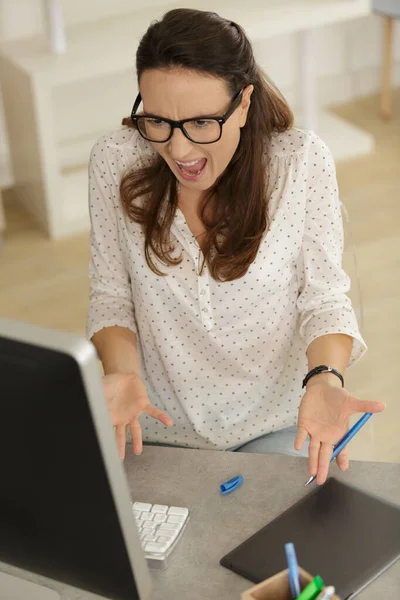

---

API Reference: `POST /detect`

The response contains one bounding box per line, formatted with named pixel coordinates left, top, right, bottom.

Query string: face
left=139, top=69, right=253, bottom=201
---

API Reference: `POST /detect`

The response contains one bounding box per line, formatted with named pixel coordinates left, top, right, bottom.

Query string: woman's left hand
left=295, top=378, right=386, bottom=485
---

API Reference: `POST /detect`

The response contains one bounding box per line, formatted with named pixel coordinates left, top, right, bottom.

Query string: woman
left=87, top=8, right=384, bottom=484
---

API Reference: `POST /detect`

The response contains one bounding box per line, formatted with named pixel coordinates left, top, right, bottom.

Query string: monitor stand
left=0, top=571, right=61, bottom=599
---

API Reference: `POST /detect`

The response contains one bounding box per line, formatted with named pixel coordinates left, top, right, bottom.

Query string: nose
left=168, top=126, right=194, bottom=159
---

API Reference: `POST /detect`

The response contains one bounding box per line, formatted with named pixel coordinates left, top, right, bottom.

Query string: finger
left=308, top=439, right=321, bottom=477
left=294, top=426, right=308, bottom=451
left=144, top=403, right=173, bottom=426
left=108, top=397, right=121, bottom=427
left=316, top=442, right=333, bottom=485
left=129, top=418, right=143, bottom=456
left=336, top=445, right=349, bottom=471
left=348, top=396, right=386, bottom=414
left=115, top=425, right=127, bottom=460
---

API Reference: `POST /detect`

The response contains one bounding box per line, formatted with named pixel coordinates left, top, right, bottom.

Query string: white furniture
left=0, top=0, right=374, bottom=239
left=373, top=0, right=400, bottom=119
left=44, top=0, right=67, bottom=54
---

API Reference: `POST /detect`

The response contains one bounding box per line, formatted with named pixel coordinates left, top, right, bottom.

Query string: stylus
left=304, top=413, right=373, bottom=486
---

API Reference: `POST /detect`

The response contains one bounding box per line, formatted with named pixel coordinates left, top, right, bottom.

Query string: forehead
left=139, top=68, right=231, bottom=119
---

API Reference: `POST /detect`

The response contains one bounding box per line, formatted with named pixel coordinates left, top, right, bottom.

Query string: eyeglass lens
left=137, top=118, right=221, bottom=143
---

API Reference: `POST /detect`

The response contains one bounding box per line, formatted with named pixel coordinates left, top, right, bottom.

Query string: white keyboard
left=132, top=502, right=189, bottom=569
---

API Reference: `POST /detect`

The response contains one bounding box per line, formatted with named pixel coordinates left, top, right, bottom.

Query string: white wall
left=253, top=10, right=400, bottom=107
left=0, top=0, right=399, bottom=187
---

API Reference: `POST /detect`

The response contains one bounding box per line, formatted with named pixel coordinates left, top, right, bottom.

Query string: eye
left=194, top=120, right=211, bottom=128
left=147, top=118, right=167, bottom=128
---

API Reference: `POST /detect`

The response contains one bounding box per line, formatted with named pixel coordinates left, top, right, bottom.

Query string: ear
left=239, top=84, right=254, bottom=127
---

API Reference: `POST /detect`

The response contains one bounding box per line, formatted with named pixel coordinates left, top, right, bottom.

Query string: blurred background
left=0, top=0, right=399, bottom=462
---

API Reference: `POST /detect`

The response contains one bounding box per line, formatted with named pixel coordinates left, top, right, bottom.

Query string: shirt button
left=200, top=290, right=206, bottom=295
left=202, top=308, right=208, bottom=313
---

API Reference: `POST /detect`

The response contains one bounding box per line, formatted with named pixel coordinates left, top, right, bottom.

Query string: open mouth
left=175, top=158, right=207, bottom=181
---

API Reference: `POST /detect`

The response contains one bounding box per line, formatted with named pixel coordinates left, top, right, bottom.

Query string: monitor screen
left=0, top=320, right=151, bottom=600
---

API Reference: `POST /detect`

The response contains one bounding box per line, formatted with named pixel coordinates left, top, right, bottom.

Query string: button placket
left=171, top=210, right=199, bottom=268
left=172, top=212, right=213, bottom=328
left=197, top=259, right=213, bottom=329
left=194, top=245, right=202, bottom=276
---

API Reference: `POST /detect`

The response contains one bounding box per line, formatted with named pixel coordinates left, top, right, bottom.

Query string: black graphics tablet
left=220, top=478, right=400, bottom=599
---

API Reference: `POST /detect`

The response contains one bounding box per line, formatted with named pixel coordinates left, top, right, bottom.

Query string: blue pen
left=304, top=412, right=373, bottom=486
left=285, top=542, right=301, bottom=599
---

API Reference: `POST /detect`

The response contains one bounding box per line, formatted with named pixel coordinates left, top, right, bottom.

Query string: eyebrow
left=142, top=109, right=221, bottom=119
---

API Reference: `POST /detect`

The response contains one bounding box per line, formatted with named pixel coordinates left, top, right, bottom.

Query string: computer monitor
left=0, top=319, right=152, bottom=600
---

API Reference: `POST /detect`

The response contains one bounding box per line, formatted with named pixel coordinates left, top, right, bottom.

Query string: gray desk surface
left=1, top=448, right=400, bottom=599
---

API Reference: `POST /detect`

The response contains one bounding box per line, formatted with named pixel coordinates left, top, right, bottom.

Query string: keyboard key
left=154, top=513, right=167, bottom=523
left=157, top=534, right=174, bottom=543
left=158, top=522, right=182, bottom=533
left=143, top=534, right=157, bottom=542
left=140, top=512, right=154, bottom=522
left=133, top=502, right=152, bottom=512
left=167, top=515, right=186, bottom=524
left=144, top=541, right=169, bottom=554
left=151, top=504, right=168, bottom=514
left=142, top=522, right=157, bottom=531
left=133, top=510, right=141, bottom=519
left=168, top=507, right=189, bottom=518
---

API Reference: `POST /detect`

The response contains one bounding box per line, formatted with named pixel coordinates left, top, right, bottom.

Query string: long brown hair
left=120, top=9, right=293, bottom=281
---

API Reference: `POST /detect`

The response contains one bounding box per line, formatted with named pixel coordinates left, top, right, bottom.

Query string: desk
left=1, top=448, right=399, bottom=599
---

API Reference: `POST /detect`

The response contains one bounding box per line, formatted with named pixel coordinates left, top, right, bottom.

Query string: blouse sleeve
left=296, top=132, right=367, bottom=367
left=86, top=134, right=137, bottom=340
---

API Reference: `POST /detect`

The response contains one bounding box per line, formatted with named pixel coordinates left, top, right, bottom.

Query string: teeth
left=175, top=159, right=202, bottom=167
left=181, top=167, right=202, bottom=176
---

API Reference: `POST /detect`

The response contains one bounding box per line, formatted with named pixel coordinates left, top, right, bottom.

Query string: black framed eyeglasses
left=130, top=88, right=244, bottom=144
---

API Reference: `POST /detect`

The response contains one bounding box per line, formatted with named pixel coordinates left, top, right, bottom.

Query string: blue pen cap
left=220, top=475, right=243, bottom=495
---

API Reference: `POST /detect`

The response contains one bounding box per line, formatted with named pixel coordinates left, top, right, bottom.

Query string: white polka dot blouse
left=87, top=127, right=367, bottom=450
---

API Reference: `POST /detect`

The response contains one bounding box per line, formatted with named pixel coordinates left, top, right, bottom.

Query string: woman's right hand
left=102, top=372, right=173, bottom=459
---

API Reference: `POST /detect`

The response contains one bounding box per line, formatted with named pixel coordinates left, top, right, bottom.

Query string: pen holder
left=241, top=568, right=341, bottom=600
